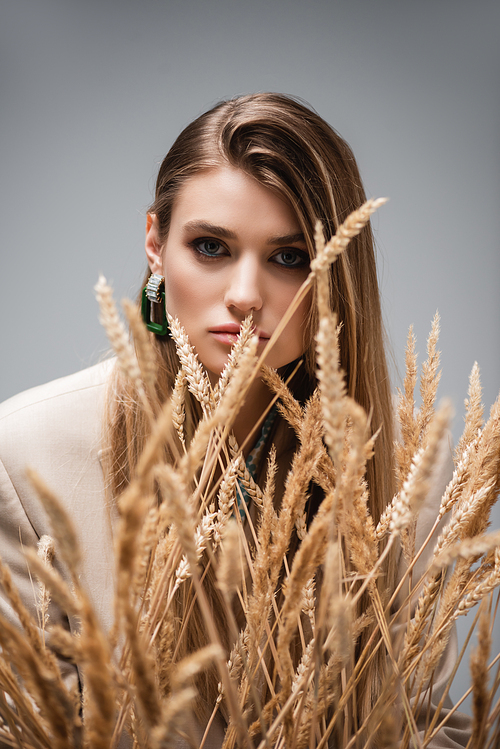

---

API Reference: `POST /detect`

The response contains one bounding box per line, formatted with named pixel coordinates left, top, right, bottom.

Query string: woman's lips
left=209, top=324, right=270, bottom=346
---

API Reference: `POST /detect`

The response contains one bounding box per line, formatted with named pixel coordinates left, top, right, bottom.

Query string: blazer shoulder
left=0, top=358, right=115, bottom=424
left=0, top=359, right=116, bottom=494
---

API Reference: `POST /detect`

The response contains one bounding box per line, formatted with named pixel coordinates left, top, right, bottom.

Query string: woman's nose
left=224, top=256, right=263, bottom=313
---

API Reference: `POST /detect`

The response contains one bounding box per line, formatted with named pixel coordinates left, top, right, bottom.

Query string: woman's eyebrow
left=267, top=232, right=306, bottom=246
left=183, top=220, right=237, bottom=239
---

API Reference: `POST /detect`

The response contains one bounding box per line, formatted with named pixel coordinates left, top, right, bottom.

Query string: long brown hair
left=104, top=92, right=396, bottom=728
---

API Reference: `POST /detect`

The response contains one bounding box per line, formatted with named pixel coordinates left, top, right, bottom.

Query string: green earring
left=141, top=274, right=169, bottom=336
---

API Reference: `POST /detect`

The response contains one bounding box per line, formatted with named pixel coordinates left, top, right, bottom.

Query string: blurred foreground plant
left=1, top=201, right=499, bottom=748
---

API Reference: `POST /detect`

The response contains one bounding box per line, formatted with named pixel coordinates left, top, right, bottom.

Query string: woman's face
left=145, top=166, right=311, bottom=381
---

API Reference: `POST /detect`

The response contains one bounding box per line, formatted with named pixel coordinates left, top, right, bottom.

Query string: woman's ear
left=145, top=213, right=163, bottom=274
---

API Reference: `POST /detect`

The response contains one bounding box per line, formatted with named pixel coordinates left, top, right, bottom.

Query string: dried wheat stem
left=114, top=484, right=152, bottom=626
left=79, top=600, right=116, bottom=749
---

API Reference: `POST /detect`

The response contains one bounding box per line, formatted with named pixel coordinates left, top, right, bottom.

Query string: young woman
left=0, top=94, right=470, bottom=748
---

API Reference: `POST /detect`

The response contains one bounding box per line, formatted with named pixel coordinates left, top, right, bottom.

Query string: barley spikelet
left=395, top=326, right=419, bottom=491
left=234, top=453, right=265, bottom=511
left=455, top=565, right=500, bottom=617
left=293, top=653, right=341, bottom=749
left=168, top=315, right=213, bottom=415
left=458, top=392, right=500, bottom=539
left=292, top=637, right=315, bottom=694
left=309, top=198, right=387, bottom=275
left=175, top=508, right=215, bottom=588
left=417, top=311, right=441, bottom=447
left=295, top=511, right=307, bottom=541
left=171, top=368, right=187, bottom=447
left=316, top=310, right=345, bottom=468
left=383, top=401, right=451, bottom=543
left=211, top=331, right=258, bottom=429
left=264, top=444, right=278, bottom=510
left=132, top=503, right=160, bottom=598
left=216, top=315, right=254, bottom=401
left=261, top=364, right=303, bottom=433
left=338, top=400, right=377, bottom=576
left=154, top=605, right=176, bottom=699
left=430, top=529, right=500, bottom=573
left=301, top=575, right=316, bottom=626
left=438, top=435, right=479, bottom=519
left=433, top=479, right=496, bottom=558
left=94, top=276, right=149, bottom=410
left=23, top=547, right=81, bottom=618
left=456, top=361, right=483, bottom=462
left=216, top=641, right=244, bottom=706
left=36, top=535, right=55, bottom=636
left=213, top=456, right=240, bottom=546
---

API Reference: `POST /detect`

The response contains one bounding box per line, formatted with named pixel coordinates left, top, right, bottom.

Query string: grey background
left=1, top=0, right=499, bottom=714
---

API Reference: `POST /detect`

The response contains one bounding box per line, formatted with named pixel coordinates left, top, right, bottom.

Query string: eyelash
left=189, top=238, right=309, bottom=269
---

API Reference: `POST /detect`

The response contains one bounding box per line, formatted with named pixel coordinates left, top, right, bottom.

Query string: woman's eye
left=193, top=239, right=226, bottom=257
left=273, top=249, right=309, bottom=268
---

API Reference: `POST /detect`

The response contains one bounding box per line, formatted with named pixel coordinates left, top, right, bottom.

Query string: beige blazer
left=0, top=362, right=470, bottom=747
